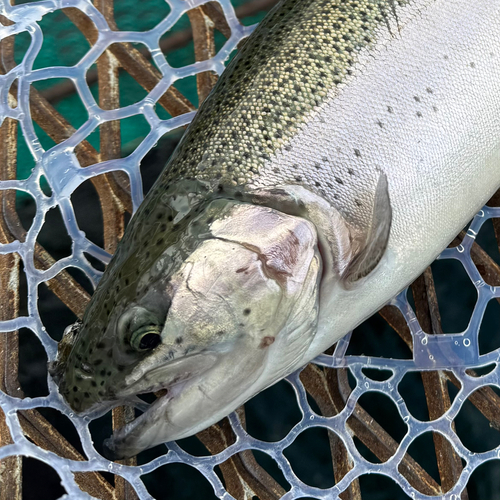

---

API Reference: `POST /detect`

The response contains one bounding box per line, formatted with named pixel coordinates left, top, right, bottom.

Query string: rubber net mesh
left=1, top=1, right=500, bottom=499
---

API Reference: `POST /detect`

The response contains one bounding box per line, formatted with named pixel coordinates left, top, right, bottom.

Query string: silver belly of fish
left=50, top=0, right=500, bottom=459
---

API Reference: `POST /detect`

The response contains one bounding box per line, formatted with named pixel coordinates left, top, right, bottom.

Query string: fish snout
left=47, top=359, right=64, bottom=385
left=48, top=319, right=83, bottom=389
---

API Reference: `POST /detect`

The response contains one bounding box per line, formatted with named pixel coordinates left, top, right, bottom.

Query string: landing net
left=0, top=1, right=499, bottom=499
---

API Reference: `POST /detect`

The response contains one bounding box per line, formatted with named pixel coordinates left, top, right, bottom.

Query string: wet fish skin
left=50, top=0, right=500, bottom=459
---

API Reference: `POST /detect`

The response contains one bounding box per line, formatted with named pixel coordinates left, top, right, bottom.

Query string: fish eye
left=130, top=325, right=162, bottom=351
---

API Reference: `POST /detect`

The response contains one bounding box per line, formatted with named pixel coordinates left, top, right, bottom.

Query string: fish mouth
left=63, top=374, right=174, bottom=419
left=115, top=350, right=216, bottom=399
left=100, top=382, right=186, bottom=460
left=100, top=351, right=219, bottom=459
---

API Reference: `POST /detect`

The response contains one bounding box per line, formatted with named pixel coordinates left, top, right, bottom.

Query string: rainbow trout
left=50, top=0, right=500, bottom=459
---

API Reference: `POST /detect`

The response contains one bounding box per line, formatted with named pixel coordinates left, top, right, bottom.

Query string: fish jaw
left=101, top=338, right=268, bottom=460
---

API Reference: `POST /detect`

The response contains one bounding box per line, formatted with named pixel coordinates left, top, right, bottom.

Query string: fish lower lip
left=102, top=388, right=176, bottom=460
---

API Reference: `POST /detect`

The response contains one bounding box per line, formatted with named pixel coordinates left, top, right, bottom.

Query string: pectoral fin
left=341, top=172, right=392, bottom=285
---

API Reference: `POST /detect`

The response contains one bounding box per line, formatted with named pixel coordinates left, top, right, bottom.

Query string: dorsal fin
left=341, top=172, right=392, bottom=285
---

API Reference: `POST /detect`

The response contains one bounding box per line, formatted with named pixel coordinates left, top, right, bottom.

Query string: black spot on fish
left=91, top=381, right=97, bottom=387
left=243, top=308, right=251, bottom=316
left=176, top=337, right=183, bottom=344
left=96, top=342, right=105, bottom=349
left=93, top=359, right=103, bottom=366
left=73, top=386, right=78, bottom=392
left=354, top=149, right=361, bottom=157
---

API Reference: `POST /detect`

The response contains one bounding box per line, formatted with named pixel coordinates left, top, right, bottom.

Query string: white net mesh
left=1, top=0, right=500, bottom=499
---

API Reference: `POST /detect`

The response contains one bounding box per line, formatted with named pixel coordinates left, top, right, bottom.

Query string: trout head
left=49, top=182, right=323, bottom=457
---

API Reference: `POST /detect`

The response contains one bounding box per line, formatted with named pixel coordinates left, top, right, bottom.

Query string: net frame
left=0, top=0, right=499, bottom=499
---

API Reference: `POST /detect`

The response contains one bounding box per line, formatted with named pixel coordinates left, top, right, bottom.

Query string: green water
left=13, top=0, right=269, bottom=180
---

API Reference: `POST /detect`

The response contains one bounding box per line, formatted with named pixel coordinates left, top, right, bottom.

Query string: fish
left=49, top=0, right=500, bottom=459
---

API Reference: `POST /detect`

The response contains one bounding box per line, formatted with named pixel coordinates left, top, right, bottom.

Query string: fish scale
left=166, top=0, right=406, bottom=191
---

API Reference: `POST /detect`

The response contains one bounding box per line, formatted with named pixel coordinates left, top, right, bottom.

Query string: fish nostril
left=80, top=362, right=92, bottom=374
